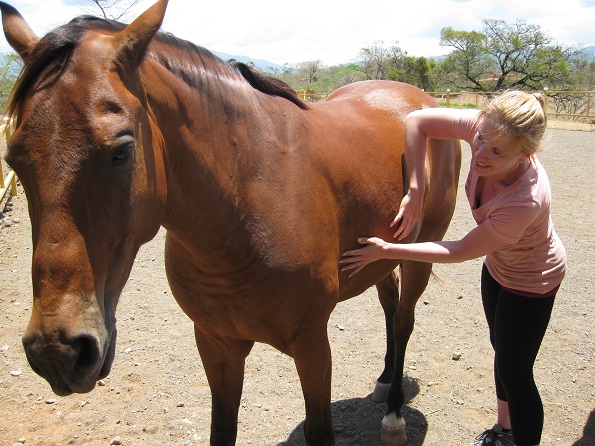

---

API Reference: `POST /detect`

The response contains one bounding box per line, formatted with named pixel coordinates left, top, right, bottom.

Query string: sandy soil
left=1, top=128, right=593, bottom=446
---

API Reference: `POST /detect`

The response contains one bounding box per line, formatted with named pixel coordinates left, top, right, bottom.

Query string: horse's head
left=0, top=0, right=169, bottom=395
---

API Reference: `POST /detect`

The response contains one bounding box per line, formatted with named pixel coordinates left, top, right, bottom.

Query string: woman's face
left=472, top=117, right=527, bottom=183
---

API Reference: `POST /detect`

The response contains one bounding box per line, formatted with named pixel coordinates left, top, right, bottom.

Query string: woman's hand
left=391, top=192, right=422, bottom=240
left=340, top=237, right=390, bottom=277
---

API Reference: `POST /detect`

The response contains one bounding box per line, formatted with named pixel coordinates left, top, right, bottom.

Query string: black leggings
left=481, top=265, right=556, bottom=446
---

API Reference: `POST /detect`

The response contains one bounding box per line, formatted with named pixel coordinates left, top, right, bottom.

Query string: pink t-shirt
left=454, top=110, right=566, bottom=295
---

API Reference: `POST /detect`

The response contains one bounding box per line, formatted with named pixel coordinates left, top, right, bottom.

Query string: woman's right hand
left=390, top=192, right=422, bottom=240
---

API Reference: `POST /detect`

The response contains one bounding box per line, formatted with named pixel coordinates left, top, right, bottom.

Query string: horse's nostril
left=71, top=335, right=101, bottom=372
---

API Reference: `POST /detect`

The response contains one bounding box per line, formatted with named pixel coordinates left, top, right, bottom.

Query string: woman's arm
left=392, top=107, right=473, bottom=240
left=340, top=221, right=505, bottom=277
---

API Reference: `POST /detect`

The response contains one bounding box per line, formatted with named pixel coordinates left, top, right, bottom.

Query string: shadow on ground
left=572, top=409, right=595, bottom=446
left=278, top=376, right=427, bottom=445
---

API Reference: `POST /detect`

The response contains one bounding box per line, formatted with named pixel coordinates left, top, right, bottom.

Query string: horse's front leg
left=290, top=322, right=335, bottom=446
left=194, top=324, right=255, bottom=446
left=381, top=260, right=433, bottom=446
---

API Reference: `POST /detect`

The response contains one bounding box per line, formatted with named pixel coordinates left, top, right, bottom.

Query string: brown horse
left=0, top=1, right=461, bottom=445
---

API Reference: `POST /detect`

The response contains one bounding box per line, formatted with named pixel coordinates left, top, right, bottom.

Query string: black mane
left=7, top=15, right=308, bottom=119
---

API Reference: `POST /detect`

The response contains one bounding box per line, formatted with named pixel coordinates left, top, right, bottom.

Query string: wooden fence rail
left=1, top=117, right=17, bottom=205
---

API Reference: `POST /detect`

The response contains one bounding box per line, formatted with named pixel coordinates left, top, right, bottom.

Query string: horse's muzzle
left=22, top=328, right=117, bottom=396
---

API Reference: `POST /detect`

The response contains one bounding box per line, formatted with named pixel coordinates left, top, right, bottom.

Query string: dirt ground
left=1, top=127, right=593, bottom=446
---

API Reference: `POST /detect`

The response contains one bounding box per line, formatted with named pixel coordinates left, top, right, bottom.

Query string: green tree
left=0, top=52, right=23, bottom=114
left=356, top=41, right=395, bottom=80
left=325, top=63, right=366, bottom=89
left=354, top=41, right=435, bottom=90
left=569, top=47, right=595, bottom=90
left=439, top=19, right=573, bottom=91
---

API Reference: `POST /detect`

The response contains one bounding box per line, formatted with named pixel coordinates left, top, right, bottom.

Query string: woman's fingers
left=394, top=220, right=412, bottom=240
left=390, top=210, right=404, bottom=228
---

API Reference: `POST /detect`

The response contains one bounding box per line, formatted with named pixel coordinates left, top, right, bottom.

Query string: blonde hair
left=480, top=90, right=547, bottom=155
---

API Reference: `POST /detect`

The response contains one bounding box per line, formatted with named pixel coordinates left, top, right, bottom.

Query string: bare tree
left=68, top=0, right=147, bottom=21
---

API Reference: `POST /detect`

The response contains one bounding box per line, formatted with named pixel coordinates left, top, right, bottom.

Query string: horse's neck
left=144, top=60, right=279, bottom=239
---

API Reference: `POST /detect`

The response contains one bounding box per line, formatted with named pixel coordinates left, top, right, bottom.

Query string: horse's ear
left=113, top=0, right=168, bottom=67
left=0, top=2, right=40, bottom=60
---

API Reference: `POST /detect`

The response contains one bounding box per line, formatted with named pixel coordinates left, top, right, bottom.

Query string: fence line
left=426, top=90, right=593, bottom=121
left=298, top=89, right=594, bottom=121
left=1, top=117, right=17, bottom=205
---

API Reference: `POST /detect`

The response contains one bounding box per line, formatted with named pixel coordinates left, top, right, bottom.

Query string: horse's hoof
left=371, top=381, right=390, bottom=403
left=380, top=414, right=407, bottom=446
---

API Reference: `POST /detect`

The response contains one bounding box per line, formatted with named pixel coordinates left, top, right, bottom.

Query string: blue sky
left=1, top=0, right=594, bottom=65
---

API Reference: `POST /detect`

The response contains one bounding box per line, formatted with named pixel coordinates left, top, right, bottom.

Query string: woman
left=340, top=91, right=566, bottom=446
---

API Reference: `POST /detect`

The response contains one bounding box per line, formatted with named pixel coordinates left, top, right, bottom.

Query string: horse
left=0, top=1, right=461, bottom=444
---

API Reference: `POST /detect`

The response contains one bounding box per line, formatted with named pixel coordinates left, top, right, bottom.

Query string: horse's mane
left=7, top=15, right=308, bottom=119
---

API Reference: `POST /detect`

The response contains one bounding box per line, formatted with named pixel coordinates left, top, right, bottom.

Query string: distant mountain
left=577, top=45, right=595, bottom=61
left=211, top=51, right=286, bottom=72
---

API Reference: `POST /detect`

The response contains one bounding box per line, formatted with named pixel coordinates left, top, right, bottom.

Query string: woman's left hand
left=340, top=237, right=389, bottom=277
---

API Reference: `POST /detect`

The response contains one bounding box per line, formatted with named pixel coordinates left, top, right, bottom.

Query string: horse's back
left=325, top=80, right=439, bottom=114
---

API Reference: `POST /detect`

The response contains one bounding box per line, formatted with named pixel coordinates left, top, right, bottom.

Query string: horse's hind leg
left=372, top=270, right=399, bottom=403
left=289, top=321, right=335, bottom=446
left=194, top=325, right=254, bottom=446
left=381, top=260, right=433, bottom=446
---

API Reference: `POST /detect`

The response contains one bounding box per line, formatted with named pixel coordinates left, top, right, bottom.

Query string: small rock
left=97, top=379, right=106, bottom=386
left=2, top=217, right=13, bottom=227
left=46, top=399, right=56, bottom=404
left=111, top=437, right=122, bottom=445
left=452, top=352, right=462, bottom=361
left=10, top=370, right=22, bottom=376
left=176, top=401, right=185, bottom=407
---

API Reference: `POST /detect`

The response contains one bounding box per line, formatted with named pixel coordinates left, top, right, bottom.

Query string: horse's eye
left=111, top=142, right=134, bottom=166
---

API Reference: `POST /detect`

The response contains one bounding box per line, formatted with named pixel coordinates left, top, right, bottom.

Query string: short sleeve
left=483, top=202, right=541, bottom=244
left=452, top=109, right=481, bottom=145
